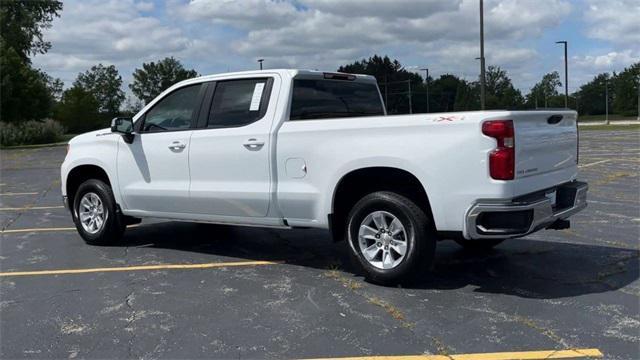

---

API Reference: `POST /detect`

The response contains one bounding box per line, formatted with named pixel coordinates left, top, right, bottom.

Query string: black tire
left=454, top=238, right=505, bottom=251
left=346, top=191, right=436, bottom=285
left=72, top=179, right=126, bottom=245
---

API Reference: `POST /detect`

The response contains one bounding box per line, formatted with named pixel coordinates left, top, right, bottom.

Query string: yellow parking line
left=0, top=260, right=281, bottom=277
left=0, top=205, right=64, bottom=211
left=0, top=226, right=75, bottom=234
left=306, top=348, right=603, bottom=360
left=0, top=192, right=39, bottom=196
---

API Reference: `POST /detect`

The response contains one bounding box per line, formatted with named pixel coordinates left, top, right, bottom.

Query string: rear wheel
left=346, top=191, right=436, bottom=285
left=73, top=179, right=125, bottom=245
left=454, top=238, right=505, bottom=251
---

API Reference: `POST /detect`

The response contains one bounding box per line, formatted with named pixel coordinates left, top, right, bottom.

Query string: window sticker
left=249, top=83, right=265, bottom=111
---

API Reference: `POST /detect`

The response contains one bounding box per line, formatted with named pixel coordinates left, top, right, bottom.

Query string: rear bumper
left=465, top=181, right=588, bottom=240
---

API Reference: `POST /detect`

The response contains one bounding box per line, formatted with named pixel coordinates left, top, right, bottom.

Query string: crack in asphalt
left=2, top=177, right=58, bottom=231
left=124, top=291, right=137, bottom=359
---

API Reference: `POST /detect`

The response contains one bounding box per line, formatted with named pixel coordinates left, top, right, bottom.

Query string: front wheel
left=346, top=191, right=436, bottom=285
left=73, top=179, right=125, bottom=245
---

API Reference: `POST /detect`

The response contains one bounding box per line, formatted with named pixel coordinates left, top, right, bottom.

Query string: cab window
left=141, top=84, right=201, bottom=132
left=289, top=79, right=384, bottom=120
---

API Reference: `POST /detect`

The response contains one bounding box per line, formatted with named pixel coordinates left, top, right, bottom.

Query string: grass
left=579, top=114, right=638, bottom=122
left=579, top=124, right=640, bottom=131
left=0, top=134, right=79, bottom=149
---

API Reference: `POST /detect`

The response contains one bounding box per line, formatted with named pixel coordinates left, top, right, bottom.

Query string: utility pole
left=479, top=0, right=486, bottom=110
left=605, top=76, right=609, bottom=125
left=384, top=73, right=388, bottom=109
left=556, top=41, right=568, bottom=108
left=407, top=80, right=413, bottom=114
left=421, top=68, right=430, bottom=113
left=257, top=59, right=264, bottom=70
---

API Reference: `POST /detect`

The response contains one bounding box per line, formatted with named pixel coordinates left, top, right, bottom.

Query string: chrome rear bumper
left=465, top=181, right=588, bottom=240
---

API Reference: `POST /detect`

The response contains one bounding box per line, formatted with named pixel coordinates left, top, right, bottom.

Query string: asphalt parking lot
left=1, top=129, right=638, bottom=359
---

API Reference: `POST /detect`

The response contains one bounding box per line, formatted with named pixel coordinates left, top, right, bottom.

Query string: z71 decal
left=432, top=115, right=465, bottom=122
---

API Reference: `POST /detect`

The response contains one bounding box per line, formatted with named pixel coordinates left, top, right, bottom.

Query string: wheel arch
left=329, top=166, right=435, bottom=241
left=66, top=164, right=113, bottom=212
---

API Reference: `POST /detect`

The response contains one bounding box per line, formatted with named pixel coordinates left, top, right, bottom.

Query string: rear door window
left=289, top=79, right=384, bottom=121
left=207, top=79, right=271, bottom=128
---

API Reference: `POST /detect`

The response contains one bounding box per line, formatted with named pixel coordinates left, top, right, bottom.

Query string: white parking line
left=578, top=159, right=610, bottom=168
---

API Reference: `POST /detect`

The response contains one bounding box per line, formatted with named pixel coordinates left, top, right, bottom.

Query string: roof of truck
left=190, top=69, right=377, bottom=83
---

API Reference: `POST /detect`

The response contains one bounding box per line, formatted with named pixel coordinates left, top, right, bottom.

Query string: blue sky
left=33, top=0, right=639, bottom=100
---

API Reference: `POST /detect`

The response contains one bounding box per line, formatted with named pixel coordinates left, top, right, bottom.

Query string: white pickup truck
left=61, top=69, right=588, bottom=283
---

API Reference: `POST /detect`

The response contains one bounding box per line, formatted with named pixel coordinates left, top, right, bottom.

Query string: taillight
left=482, top=120, right=515, bottom=180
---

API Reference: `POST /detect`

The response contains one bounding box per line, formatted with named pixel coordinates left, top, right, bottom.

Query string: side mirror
left=111, top=117, right=134, bottom=144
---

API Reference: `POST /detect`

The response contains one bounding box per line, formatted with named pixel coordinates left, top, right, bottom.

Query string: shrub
left=0, top=119, right=65, bottom=147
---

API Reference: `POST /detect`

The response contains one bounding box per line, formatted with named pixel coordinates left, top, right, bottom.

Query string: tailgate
left=514, top=111, right=578, bottom=179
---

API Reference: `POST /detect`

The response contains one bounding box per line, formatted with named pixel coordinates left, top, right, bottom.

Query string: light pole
left=556, top=41, right=568, bottom=108
left=605, top=75, right=609, bottom=125
left=421, top=68, right=430, bottom=113
left=637, top=75, right=640, bottom=120
left=384, top=73, right=388, bottom=108
left=257, top=59, right=264, bottom=70
left=479, top=0, right=486, bottom=110
left=407, top=79, right=413, bottom=114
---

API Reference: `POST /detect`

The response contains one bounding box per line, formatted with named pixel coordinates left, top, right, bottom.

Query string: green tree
left=122, top=96, right=144, bottom=117
left=427, top=74, right=477, bottom=112
left=54, top=85, right=102, bottom=133
left=74, top=64, right=125, bottom=116
left=0, top=0, right=62, bottom=123
left=484, top=65, right=524, bottom=109
left=575, top=73, right=612, bottom=115
left=0, top=0, right=63, bottom=63
left=453, top=80, right=480, bottom=111
left=526, top=71, right=563, bottom=108
left=612, top=62, right=639, bottom=116
left=0, top=41, right=55, bottom=122
left=338, top=55, right=422, bottom=114
left=129, top=57, right=198, bottom=104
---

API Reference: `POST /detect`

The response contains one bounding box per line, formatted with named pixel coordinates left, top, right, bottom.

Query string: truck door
left=187, top=76, right=278, bottom=217
left=116, top=83, right=204, bottom=214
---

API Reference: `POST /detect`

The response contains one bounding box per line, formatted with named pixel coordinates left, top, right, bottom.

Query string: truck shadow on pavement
left=121, top=221, right=639, bottom=300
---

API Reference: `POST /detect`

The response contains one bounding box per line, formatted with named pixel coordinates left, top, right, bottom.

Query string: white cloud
left=32, top=0, right=196, bottom=87
left=135, top=1, right=155, bottom=12
left=180, top=0, right=299, bottom=29
left=584, top=0, right=640, bottom=47
left=299, top=0, right=462, bottom=19
left=573, top=50, right=640, bottom=70
left=30, top=0, right=638, bottom=98
left=190, top=0, right=572, bottom=72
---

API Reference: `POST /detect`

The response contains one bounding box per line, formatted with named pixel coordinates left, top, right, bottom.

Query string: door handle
left=243, top=138, right=265, bottom=150
left=168, top=141, right=186, bottom=151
